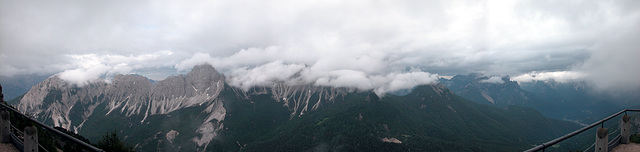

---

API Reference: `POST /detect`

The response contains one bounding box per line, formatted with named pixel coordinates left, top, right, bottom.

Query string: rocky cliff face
left=15, top=64, right=226, bottom=148
left=14, top=63, right=352, bottom=150
left=241, top=84, right=349, bottom=118
left=18, top=76, right=107, bottom=130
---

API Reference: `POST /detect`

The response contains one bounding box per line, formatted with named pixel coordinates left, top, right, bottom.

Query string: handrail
left=8, top=116, right=51, bottom=152
left=10, top=124, right=23, bottom=137
left=524, top=109, right=640, bottom=152
left=10, top=133, right=24, bottom=152
left=0, top=103, right=104, bottom=152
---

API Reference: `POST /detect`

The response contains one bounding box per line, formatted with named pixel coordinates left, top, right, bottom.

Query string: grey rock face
left=14, top=63, right=352, bottom=149
left=104, top=74, right=152, bottom=116
left=18, top=76, right=107, bottom=130
left=242, top=84, right=349, bottom=118
left=148, top=64, right=225, bottom=116
left=16, top=64, right=226, bottom=144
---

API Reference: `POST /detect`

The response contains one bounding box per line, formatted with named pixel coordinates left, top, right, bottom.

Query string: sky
left=1, top=0, right=639, bottom=94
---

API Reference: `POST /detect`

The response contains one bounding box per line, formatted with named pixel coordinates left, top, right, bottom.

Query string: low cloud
left=227, top=61, right=306, bottom=91
left=175, top=52, right=216, bottom=72
left=374, top=72, right=439, bottom=96
left=480, top=76, right=504, bottom=84
left=574, top=23, right=640, bottom=90
left=511, top=71, right=586, bottom=83
left=312, top=70, right=373, bottom=90
left=55, top=51, right=177, bottom=86
left=223, top=59, right=438, bottom=96
left=57, top=64, right=110, bottom=87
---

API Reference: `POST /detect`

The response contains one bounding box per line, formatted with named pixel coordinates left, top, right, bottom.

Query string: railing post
left=24, top=126, right=38, bottom=152
left=0, top=108, right=9, bottom=143
left=596, top=127, right=608, bottom=152
left=621, top=114, right=631, bottom=144
left=0, top=84, right=8, bottom=143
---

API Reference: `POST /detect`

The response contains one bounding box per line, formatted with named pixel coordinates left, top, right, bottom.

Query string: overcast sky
left=1, top=0, right=639, bottom=94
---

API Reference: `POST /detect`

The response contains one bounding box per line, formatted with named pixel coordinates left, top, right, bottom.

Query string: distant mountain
left=439, top=73, right=535, bottom=106
left=223, top=85, right=579, bottom=151
left=441, top=73, right=622, bottom=121
left=0, top=74, right=50, bottom=100
left=10, top=64, right=580, bottom=151
left=519, top=80, right=621, bottom=121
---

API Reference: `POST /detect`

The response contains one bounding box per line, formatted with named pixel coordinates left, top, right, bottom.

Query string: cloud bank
left=511, top=71, right=586, bottom=83
left=1, top=0, right=639, bottom=93
left=480, top=76, right=505, bottom=84
left=190, top=55, right=439, bottom=96
left=55, top=51, right=178, bottom=86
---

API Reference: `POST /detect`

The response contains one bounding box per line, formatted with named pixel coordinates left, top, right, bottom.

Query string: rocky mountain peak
left=111, top=74, right=151, bottom=87
left=187, top=64, right=223, bottom=80
left=185, top=64, right=224, bottom=95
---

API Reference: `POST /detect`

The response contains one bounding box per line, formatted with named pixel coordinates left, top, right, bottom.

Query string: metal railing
left=0, top=102, right=104, bottom=152
left=525, top=109, right=640, bottom=152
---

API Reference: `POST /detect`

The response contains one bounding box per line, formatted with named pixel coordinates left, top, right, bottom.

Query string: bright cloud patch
left=511, top=71, right=586, bottom=83
left=223, top=59, right=438, bottom=96
left=58, top=64, right=110, bottom=87
left=227, top=61, right=306, bottom=91
left=56, top=51, right=176, bottom=86
left=374, top=72, right=440, bottom=96
left=480, top=76, right=504, bottom=84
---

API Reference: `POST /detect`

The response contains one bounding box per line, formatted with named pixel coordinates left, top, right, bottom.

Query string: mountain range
left=440, top=73, right=624, bottom=122
left=4, top=64, right=585, bottom=151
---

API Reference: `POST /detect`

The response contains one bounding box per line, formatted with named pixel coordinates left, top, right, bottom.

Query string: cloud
left=227, top=61, right=306, bottom=91
left=175, top=52, right=216, bottom=72
left=313, top=70, right=374, bottom=91
left=223, top=59, right=438, bottom=96
left=573, top=19, right=640, bottom=90
left=480, top=76, right=504, bottom=84
left=511, top=71, right=586, bottom=83
left=1, top=0, right=639, bottom=93
left=375, top=72, right=440, bottom=95
left=54, top=52, right=178, bottom=86
left=57, top=64, right=110, bottom=87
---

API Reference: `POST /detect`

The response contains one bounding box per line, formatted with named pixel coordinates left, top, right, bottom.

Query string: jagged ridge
left=14, top=63, right=352, bottom=150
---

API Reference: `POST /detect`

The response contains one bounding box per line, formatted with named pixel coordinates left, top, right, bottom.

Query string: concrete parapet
left=24, top=126, right=38, bottom=152
left=621, top=115, right=631, bottom=144
left=0, top=108, right=9, bottom=143
left=596, top=127, right=608, bottom=152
